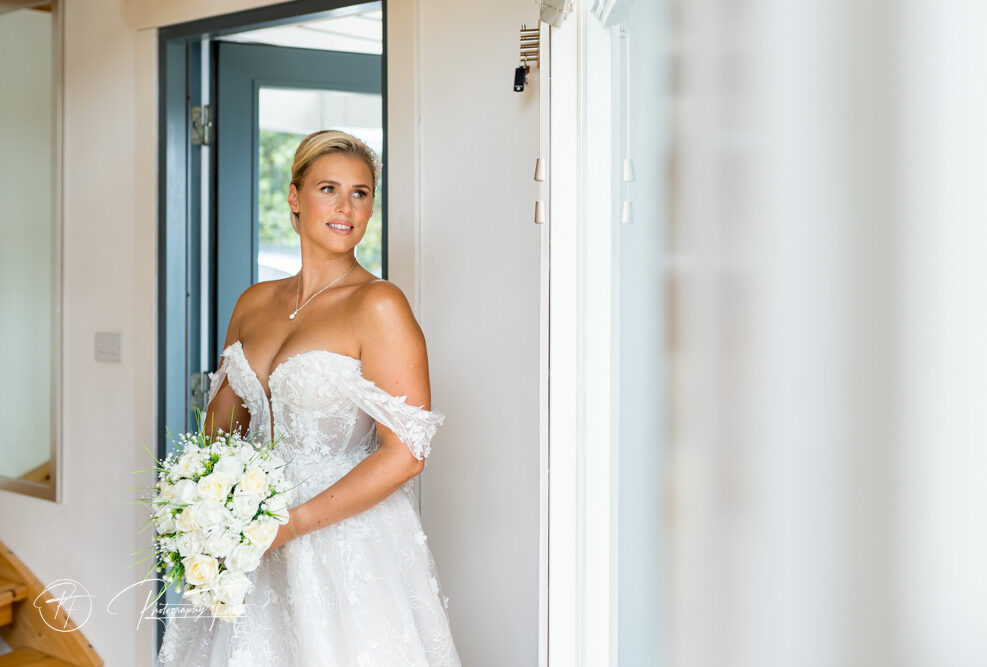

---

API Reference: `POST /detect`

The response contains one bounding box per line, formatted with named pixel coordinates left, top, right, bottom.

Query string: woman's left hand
left=264, top=507, right=306, bottom=554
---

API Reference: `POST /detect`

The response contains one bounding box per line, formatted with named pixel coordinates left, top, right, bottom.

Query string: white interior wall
left=0, top=0, right=541, bottom=664
left=391, top=1, right=542, bottom=664
left=0, top=0, right=157, bottom=665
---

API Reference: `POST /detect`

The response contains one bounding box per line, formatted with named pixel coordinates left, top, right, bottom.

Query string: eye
left=321, top=185, right=336, bottom=194
left=353, top=190, right=367, bottom=199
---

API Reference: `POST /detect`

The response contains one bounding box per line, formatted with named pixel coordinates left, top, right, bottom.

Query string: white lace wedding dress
left=156, top=340, right=461, bottom=666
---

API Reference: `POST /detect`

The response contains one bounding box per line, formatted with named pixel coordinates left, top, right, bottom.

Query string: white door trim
left=546, top=7, right=618, bottom=665
left=546, top=11, right=584, bottom=666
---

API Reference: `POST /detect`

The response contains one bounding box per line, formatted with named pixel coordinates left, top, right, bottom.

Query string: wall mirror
left=0, top=0, right=62, bottom=501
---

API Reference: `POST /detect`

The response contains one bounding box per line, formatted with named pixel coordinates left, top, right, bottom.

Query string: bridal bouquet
left=139, top=424, right=294, bottom=622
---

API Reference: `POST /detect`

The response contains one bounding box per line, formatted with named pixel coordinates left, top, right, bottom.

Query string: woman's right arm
left=202, top=290, right=253, bottom=439
left=203, top=369, right=250, bottom=440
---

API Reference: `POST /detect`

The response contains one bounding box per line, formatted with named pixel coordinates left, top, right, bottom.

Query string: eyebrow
left=316, top=179, right=371, bottom=190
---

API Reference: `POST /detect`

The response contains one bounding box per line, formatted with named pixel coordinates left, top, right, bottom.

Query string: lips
left=326, top=221, right=354, bottom=234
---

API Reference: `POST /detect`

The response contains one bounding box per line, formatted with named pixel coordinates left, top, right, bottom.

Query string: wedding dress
left=156, top=340, right=461, bottom=666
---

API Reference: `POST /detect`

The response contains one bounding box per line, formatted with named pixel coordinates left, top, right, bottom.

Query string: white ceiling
left=220, top=10, right=382, bottom=55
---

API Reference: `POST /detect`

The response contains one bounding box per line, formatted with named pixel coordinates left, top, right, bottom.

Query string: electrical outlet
left=94, top=332, right=122, bottom=363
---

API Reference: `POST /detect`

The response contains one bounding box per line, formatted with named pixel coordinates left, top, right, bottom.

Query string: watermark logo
left=35, top=579, right=95, bottom=632
left=27, top=577, right=271, bottom=632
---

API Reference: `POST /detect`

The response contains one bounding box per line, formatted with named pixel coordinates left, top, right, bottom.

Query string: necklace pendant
left=288, top=312, right=297, bottom=320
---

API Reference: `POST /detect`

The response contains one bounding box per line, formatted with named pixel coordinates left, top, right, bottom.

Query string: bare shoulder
left=232, top=280, right=281, bottom=320
left=224, top=278, right=291, bottom=344
left=350, top=279, right=427, bottom=371
left=351, top=279, right=418, bottom=331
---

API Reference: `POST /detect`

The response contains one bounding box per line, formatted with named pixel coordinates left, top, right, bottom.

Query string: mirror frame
left=0, top=0, right=63, bottom=502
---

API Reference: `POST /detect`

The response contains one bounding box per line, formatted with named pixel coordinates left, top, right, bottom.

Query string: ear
left=287, top=183, right=299, bottom=213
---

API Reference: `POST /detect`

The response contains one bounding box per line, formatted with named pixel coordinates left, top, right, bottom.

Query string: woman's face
left=289, top=152, right=375, bottom=255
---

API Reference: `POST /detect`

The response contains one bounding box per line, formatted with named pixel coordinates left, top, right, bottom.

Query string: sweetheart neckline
left=224, top=339, right=361, bottom=403
left=217, top=340, right=441, bottom=450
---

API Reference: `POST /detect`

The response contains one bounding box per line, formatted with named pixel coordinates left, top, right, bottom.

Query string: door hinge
left=191, top=105, right=213, bottom=146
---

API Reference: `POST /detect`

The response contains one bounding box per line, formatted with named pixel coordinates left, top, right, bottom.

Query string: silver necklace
left=289, top=258, right=358, bottom=320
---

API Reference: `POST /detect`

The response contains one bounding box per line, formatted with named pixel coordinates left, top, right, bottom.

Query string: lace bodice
left=210, top=341, right=444, bottom=504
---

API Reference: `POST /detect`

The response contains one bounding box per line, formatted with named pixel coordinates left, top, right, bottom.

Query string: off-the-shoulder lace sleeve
left=206, top=358, right=228, bottom=406
left=339, top=372, right=445, bottom=461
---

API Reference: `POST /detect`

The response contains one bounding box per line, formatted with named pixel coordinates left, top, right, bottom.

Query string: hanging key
left=514, top=64, right=529, bottom=92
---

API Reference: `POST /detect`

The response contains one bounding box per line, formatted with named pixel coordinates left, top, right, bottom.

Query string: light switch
left=94, top=332, right=122, bottom=363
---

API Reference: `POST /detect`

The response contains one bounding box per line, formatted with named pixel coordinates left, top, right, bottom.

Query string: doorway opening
left=155, top=0, right=385, bottom=652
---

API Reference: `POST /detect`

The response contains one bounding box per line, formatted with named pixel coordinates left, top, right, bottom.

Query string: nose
left=336, top=195, right=352, bottom=214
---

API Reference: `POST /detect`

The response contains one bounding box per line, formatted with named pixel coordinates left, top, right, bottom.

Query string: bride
left=156, top=130, right=461, bottom=666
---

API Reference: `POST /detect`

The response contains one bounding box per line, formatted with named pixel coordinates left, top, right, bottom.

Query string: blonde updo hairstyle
left=289, top=129, right=382, bottom=234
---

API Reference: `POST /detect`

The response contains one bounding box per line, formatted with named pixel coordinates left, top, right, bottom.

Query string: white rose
left=227, top=543, right=263, bottom=572
left=196, top=472, right=233, bottom=502
left=225, top=515, right=250, bottom=535
left=237, top=467, right=267, bottom=495
left=175, top=507, right=200, bottom=533
left=175, top=450, right=205, bottom=477
left=213, top=455, right=245, bottom=478
left=189, top=500, right=230, bottom=530
left=182, top=553, right=219, bottom=587
left=154, top=506, right=176, bottom=534
left=235, top=446, right=257, bottom=466
left=174, top=479, right=199, bottom=505
left=210, top=442, right=231, bottom=457
left=214, top=570, right=251, bottom=606
left=158, top=483, right=176, bottom=502
left=203, top=528, right=240, bottom=559
left=265, top=494, right=291, bottom=524
left=231, top=493, right=260, bottom=520
left=182, top=585, right=215, bottom=609
left=243, top=517, right=278, bottom=549
left=175, top=531, right=204, bottom=558
left=210, top=599, right=246, bottom=622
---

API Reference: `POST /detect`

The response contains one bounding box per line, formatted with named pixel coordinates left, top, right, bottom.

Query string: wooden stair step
left=0, top=576, right=27, bottom=629
left=0, top=539, right=102, bottom=666
left=0, top=648, right=75, bottom=666
left=0, top=578, right=27, bottom=603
